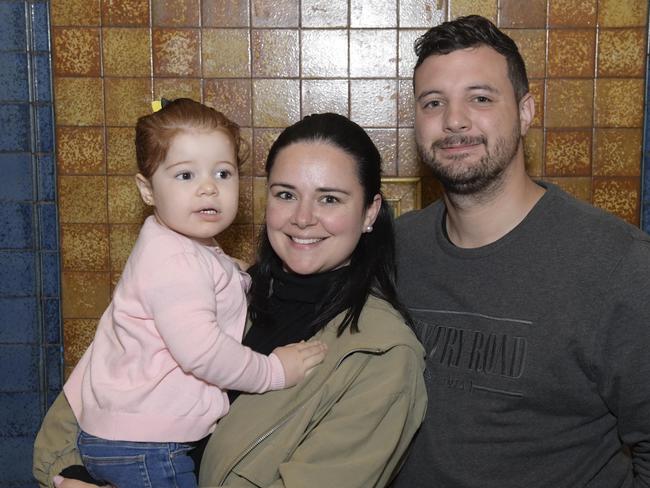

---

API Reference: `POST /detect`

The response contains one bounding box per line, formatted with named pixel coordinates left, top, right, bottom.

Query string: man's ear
left=518, top=92, right=535, bottom=136
left=135, top=174, right=154, bottom=206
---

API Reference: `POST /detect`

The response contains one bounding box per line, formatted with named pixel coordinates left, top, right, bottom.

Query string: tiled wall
left=0, top=0, right=60, bottom=486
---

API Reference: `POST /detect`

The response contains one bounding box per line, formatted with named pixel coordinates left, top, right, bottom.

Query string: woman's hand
left=53, top=476, right=113, bottom=488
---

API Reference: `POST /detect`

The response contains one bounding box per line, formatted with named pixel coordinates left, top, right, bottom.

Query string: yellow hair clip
left=151, top=100, right=163, bottom=112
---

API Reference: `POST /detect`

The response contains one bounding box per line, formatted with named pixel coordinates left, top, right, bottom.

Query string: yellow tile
left=109, top=224, right=140, bottom=273
left=107, top=175, right=148, bottom=224
left=592, top=177, right=640, bottom=224
left=62, top=271, right=111, bottom=318
left=545, top=79, right=593, bottom=128
left=61, top=223, right=110, bottom=271
left=234, top=176, right=253, bottom=224
left=302, top=0, right=348, bottom=27
left=204, top=79, right=252, bottom=128
left=301, top=80, right=349, bottom=118
left=545, top=130, right=592, bottom=176
left=252, top=79, right=300, bottom=128
left=63, top=319, right=99, bottom=368
left=548, top=29, right=595, bottom=78
left=102, top=0, right=149, bottom=26
left=350, top=79, right=397, bottom=127
left=153, top=28, right=200, bottom=77
left=51, top=0, right=101, bottom=26
left=351, top=0, right=397, bottom=27
left=252, top=29, right=299, bottom=77
left=451, top=0, right=497, bottom=22
left=301, top=30, right=348, bottom=78
left=202, top=0, right=250, bottom=27
left=52, top=28, right=101, bottom=76
left=253, top=129, right=282, bottom=176
left=104, top=77, right=152, bottom=126
left=595, top=79, right=644, bottom=127
left=523, top=127, right=543, bottom=177
left=57, top=127, right=105, bottom=175
left=598, top=0, right=648, bottom=27
left=367, top=129, right=397, bottom=176
left=528, top=79, right=544, bottom=127
left=593, top=128, right=642, bottom=176
left=598, top=28, right=646, bottom=77
left=202, top=29, right=251, bottom=77
left=253, top=176, right=267, bottom=224
left=398, top=79, right=415, bottom=128
left=542, top=177, right=592, bottom=202
left=154, top=78, right=202, bottom=102
left=58, top=175, right=107, bottom=223
left=399, top=0, right=445, bottom=28
left=106, top=127, right=137, bottom=174
left=350, top=29, right=397, bottom=78
left=102, top=28, right=151, bottom=77
left=549, top=0, right=596, bottom=26
left=54, top=78, right=104, bottom=126
left=504, top=29, right=546, bottom=79
left=217, top=224, right=256, bottom=263
left=499, top=0, right=547, bottom=27
left=252, top=0, right=299, bottom=27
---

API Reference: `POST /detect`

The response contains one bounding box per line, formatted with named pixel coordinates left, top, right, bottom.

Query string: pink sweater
left=64, top=216, right=285, bottom=442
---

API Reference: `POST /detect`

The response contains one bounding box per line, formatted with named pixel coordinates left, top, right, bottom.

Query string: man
left=393, top=15, right=650, bottom=488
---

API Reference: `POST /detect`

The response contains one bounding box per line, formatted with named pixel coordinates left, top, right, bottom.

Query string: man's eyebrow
left=416, top=89, right=442, bottom=102
left=416, top=85, right=501, bottom=102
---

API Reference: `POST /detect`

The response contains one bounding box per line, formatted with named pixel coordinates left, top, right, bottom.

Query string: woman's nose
left=292, top=201, right=316, bottom=228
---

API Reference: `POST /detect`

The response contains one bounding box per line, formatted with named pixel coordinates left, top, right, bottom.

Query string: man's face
left=413, top=45, right=533, bottom=195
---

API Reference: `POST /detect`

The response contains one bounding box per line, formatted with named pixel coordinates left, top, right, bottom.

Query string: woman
left=33, top=113, right=427, bottom=488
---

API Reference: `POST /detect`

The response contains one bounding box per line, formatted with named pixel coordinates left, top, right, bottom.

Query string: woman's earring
left=365, top=225, right=373, bottom=233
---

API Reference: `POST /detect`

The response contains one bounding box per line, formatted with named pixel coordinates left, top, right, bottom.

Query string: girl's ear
left=135, top=174, right=154, bottom=206
left=363, top=194, right=382, bottom=229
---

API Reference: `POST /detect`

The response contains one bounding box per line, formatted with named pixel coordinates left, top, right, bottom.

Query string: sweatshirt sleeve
left=140, top=242, right=285, bottom=393
left=595, top=238, right=650, bottom=486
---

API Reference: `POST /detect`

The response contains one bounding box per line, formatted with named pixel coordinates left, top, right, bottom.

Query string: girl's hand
left=232, top=257, right=251, bottom=271
left=273, top=340, right=328, bottom=387
left=53, top=476, right=113, bottom=488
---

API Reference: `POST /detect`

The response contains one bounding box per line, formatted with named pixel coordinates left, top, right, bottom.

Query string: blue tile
left=0, top=392, right=41, bottom=436
left=0, top=297, right=38, bottom=343
left=0, top=152, right=33, bottom=201
left=0, top=2, right=27, bottom=51
left=37, top=153, right=55, bottom=201
left=40, top=251, right=60, bottom=298
left=34, top=53, right=52, bottom=102
left=36, top=104, right=53, bottom=152
left=31, top=1, right=50, bottom=52
left=0, top=202, right=33, bottom=249
left=0, top=436, right=39, bottom=483
left=43, top=297, right=61, bottom=343
left=0, top=103, right=31, bottom=152
left=0, top=251, right=35, bottom=296
left=38, top=203, right=58, bottom=250
left=0, top=344, right=39, bottom=392
left=0, top=52, right=29, bottom=102
left=47, top=345, right=63, bottom=390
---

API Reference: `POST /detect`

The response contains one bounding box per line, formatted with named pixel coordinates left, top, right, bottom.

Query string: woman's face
left=266, top=141, right=380, bottom=275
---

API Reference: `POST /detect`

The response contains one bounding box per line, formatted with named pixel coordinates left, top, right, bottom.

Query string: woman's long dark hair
left=248, top=113, right=412, bottom=336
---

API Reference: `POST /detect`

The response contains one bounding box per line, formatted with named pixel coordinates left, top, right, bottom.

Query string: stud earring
left=365, top=225, right=373, bottom=233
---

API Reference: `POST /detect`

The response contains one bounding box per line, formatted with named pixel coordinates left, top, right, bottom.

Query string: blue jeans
left=77, top=430, right=197, bottom=488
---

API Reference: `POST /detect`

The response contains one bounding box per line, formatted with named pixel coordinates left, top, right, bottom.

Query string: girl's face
left=265, top=141, right=380, bottom=275
left=136, top=130, right=239, bottom=245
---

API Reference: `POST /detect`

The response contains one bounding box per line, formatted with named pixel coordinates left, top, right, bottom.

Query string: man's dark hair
left=414, top=15, right=529, bottom=101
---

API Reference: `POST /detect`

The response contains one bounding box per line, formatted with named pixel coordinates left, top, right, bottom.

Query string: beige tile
left=102, top=28, right=151, bottom=77
left=367, top=129, right=397, bottom=176
left=504, top=29, right=546, bottom=79
left=549, top=0, right=596, bottom=27
left=350, top=29, right=397, bottom=78
left=302, top=0, right=348, bottom=27
left=253, top=176, right=268, bottom=224
left=202, top=0, right=249, bottom=27
left=397, top=128, right=427, bottom=176
left=234, top=176, right=253, bottom=224
left=301, top=30, right=348, bottom=78
left=593, top=128, right=642, bottom=176
left=350, top=79, right=397, bottom=127
left=399, top=0, right=446, bottom=28
left=543, top=176, right=592, bottom=202
left=253, top=129, right=282, bottom=176
left=58, top=175, right=107, bottom=223
left=523, top=127, right=543, bottom=177
left=152, top=0, right=200, bottom=26
left=104, top=77, right=152, bottom=127
left=54, top=77, right=104, bottom=126
left=592, top=177, right=640, bottom=225
left=251, top=0, right=299, bottom=27
left=548, top=29, right=595, bottom=78
left=154, top=78, right=202, bottom=102
left=52, top=28, right=101, bottom=77
left=202, top=29, right=251, bottom=78
left=398, top=79, right=415, bottom=128
left=499, top=0, right=547, bottom=27
left=63, top=319, right=98, bottom=369
left=62, top=271, right=111, bottom=318
left=301, top=80, right=349, bottom=118
left=252, top=79, right=300, bottom=128
left=451, top=0, right=497, bottom=22
left=528, top=79, right=544, bottom=128
left=51, top=0, right=101, bottom=26
left=102, top=0, right=149, bottom=26
left=545, top=79, right=593, bottom=128
left=252, top=30, right=299, bottom=78
left=544, top=130, right=592, bottom=176
left=57, top=127, right=105, bottom=175
left=106, top=127, right=137, bottom=174
left=109, top=224, right=140, bottom=273
left=107, top=175, right=148, bottom=224
left=238, top=128, right=253, bottom=177
left=218, top=224, right=256, bottom=264
left=595, top=79, right=644, bottom=127
left=204, top=79, right=252, bottom=128
left=61, top=223, right=110, bottom=271
left=350, top=0, right=397, bottom=27
left=597, top=28, right=646, bottom=77
left=399, top=30, right=426, bottom=78
left=153, top=28, right=200, bottom=77
left=598, top=0, right=648, bottom=27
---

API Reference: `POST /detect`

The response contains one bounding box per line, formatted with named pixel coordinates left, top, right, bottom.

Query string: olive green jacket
left=33, top=297, right=426, bottom=488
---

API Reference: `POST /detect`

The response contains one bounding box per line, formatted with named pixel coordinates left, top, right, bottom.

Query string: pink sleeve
left=140, top=246, right=285, bottom=393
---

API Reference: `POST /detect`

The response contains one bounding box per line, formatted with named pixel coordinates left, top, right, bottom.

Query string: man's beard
left=417, top=126, right=521, bottom=196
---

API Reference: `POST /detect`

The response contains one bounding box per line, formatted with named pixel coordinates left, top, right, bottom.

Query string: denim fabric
left=77, top=430, right=197, bottom=488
